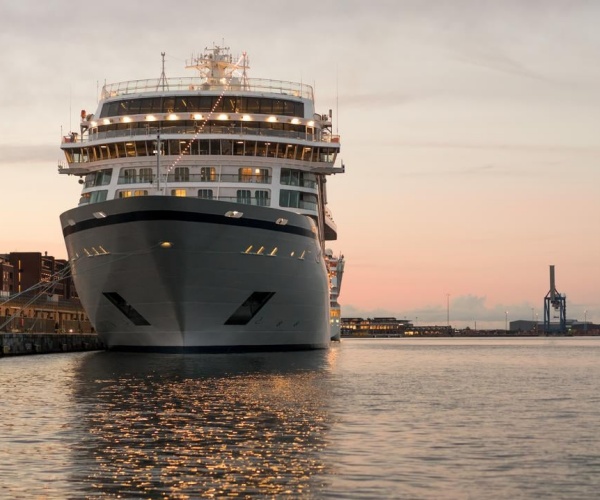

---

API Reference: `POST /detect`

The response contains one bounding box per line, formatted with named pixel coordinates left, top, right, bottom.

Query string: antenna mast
left=157, top=52, right=169, bottom=91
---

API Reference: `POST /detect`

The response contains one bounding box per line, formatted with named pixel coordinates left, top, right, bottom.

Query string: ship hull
left=60, top=197, right=330, bottom=352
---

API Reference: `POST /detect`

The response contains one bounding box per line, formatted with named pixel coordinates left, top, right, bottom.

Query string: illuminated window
left=238, top=168, right=253, bottom=182
left=171, top=189, right=186, bottom=197
left=118, top=190, right=133, bottom=198
left=200, top=167, right=216, bottom=182
left=133, top=190, right=148, bottom=196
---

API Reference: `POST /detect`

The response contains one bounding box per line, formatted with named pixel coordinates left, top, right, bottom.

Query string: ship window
left=118, top=190, right=133, bottom=198
left=272, top=99, right=285, bottom=114
left=259, top=98, right=273, bottom=114
left=256, top=142, right=268, bottom=157
left=139, top=168, right=154, bottom=183
left=87, top=169, right=112, bottom=187
left=138, top=98, right=153, bottom=114
left=233, top=140, right=244, bottom=155
left=78, top=193, right=91, bottom=205
left=198, top=189, right=213, bottom=199
left=135, top=142, right=148, bottom=157
left=244, top=141, right=257, bottom=156
left=223, top=97, right=237, bottom=112
left=121, top=168, right=136, bottom=184
left=245, top=97, right=260, bottom=113
left=237, top=190, right=252, bottom=204
left=200, top=167, right=216, bottom=182
left=284, top=144, right=296, bottom=159
left=257, top=168, right=270, bottom=183
left=209, top=139, right=220, bottom=155
left=163, top=97, right=175, bottom=113
left=199, top=140, right=210, bottom=155
left=221, top=140, right=233, bottom=155
left=281, top=169, right=315, bottom=189
left=174, top=167, right=189, bottom=182
left=255, top=190, right=270, bottom=206
left=238, top=168, right=253, bottom=182
left=90, top=190, right=108, bottom=203
left=301, top=146, right=313, bottom=161
left=279, top=190, right=317, bottom=210
left=134, top=190, right=148, bottom=196
left=199, top=96, right=213, bottom=111
left=171, top=189, right=186, bottom=197
left=128, top=100, right=142, bottom=114
left=174, top=97, right=189, bottom=112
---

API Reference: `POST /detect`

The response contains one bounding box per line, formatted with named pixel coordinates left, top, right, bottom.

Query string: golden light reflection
left=72, top=351, right=335, bottom=497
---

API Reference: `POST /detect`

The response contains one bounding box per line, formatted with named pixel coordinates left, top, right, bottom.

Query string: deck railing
left=101, top=77, right=313, bottom=100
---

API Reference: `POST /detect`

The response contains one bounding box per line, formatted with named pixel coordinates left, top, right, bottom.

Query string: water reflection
left=70, top=350, right=337, bottom=498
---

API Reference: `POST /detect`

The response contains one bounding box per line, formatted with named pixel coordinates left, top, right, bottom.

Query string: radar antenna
left=185, top=43, right=250, bottom=90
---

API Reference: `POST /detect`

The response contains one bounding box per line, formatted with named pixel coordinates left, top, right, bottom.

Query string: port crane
left=543, top=265, right=567, bottom=334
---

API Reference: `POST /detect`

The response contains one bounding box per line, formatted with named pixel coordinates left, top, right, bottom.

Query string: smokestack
left=549, top=265, right=556, bottom=301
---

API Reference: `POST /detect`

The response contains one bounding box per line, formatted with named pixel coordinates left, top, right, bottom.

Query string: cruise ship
left=58, top=45, right=344, bottom=352
left=325, top=250, right=345, bottom=341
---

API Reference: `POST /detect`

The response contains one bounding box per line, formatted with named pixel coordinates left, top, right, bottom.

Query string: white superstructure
left=58, top=45, right=344, bottom=352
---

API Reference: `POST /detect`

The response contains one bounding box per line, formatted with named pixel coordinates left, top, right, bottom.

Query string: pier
left=0, top=333, right=104, bottom=356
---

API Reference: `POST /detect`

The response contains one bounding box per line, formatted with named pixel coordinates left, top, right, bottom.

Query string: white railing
left=101, top=77, right=314, bottom=100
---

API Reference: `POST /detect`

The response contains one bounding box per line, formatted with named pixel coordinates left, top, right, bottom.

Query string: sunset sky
left=1, top=0, right=599, bottom=328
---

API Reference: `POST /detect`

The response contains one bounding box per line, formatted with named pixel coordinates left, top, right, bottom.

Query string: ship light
left=308, top=120, right=315, bottom=127
left=146, top=115, right=157, bottom=121
left=193, top=113, right=203, bottom=120
left=103, top=118, right=111, bottom=125
left=225, top=210, right=243, bottom=218
left=160, top=241, right=173, bottom=248
left=90, top=121, right=98, bottom=127
left=267, top=116, right=277, bottom=123
left=122, top=116, right=132, bottom=123
left=291, top=118, right=300, bottom=125
left=92, top=211, right=107, bottom=219
left=218, top=113, right=228, bottom=120
left=241, top=114, right=251, bottom=121
left=168, top=114, right=178, bottom=121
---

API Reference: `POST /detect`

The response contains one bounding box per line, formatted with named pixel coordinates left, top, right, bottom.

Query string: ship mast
left=185, top=44, right=250, bottom=89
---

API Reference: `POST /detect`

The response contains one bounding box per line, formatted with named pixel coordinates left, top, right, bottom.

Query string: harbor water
left=1, top=337, right=599, bottom=498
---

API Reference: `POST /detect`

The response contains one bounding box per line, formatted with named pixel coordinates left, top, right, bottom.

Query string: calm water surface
left=1, top=337, right=599, bottom=498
